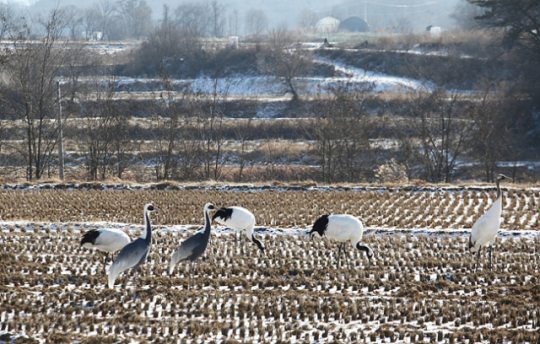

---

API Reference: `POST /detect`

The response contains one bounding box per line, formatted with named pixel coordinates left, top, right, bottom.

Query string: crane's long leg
left=475, top=246, right=482, bottom=274
left=132, top=270, right=137, bottom=300
left=235, top=231, right=239, bottom=255
left=193, top=260, right=197, bottom=290
left=343, top=245, right=351, bottom=271
left=241, top=231, right=246, bottom=256
left=103, top=253, right=109, bottom=275
left=489, top=246, right=493, bottom=270
left=188, top=261, right=192, bottom=290
left=337, top=243, right=343, bottom=269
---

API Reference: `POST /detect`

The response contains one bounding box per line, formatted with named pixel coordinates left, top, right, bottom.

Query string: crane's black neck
left=356, top=243, right=373, bottom=259
left=143, top=209, right=152, bottom=244
left=496, top=177, right=502, bottom=200
left=252, top=234, right=265, bottom=253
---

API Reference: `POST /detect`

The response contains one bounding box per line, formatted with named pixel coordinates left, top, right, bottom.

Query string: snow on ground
left=55, top=50, right=428, bottom=97
left=2, top=220, right=539, bottom=241
left=312, top=55, right=429, bottom=93
left=1, top=219, right=539, bottom=344
left=1, top=181, right=538, bottom=194
left=0, top=183, right=538, bottom=343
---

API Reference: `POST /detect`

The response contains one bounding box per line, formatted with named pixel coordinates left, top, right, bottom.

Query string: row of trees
left=1, top=3, right=539, bottom=183
left=0, top=67, right=528, bottom=184
left=0, top=0, right=152, bottom=41
left=0, top=0, right=271, bottom=41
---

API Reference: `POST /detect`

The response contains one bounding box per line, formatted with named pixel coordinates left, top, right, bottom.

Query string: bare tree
left=79, top=75, right=132, bottom=180
left=234, top=118, right=254, bottom=182
left=402, top=89, right=474, bottom=183
left=91, top=0, right=117, bottom=41
left=62, top=44, right=95, bottom=107
left=1, top=9, right=73, bottom=181
left=175, top=2, right=210, bottom=38
left=392, top=17, right=413, bottom=33
left=298, top=8, right=318, bottom=32
left=258, top=28, right=314, bottom=102
left=245, top=8, right=268, bottom=37
left=151, top=72, right=196, bottom=181
left=228, top=9, right=240, bottom=36
left=82, top=7, right=101, bottom=40
left=210, top=0, right=226, bottom=38
left=60, top=5, right=83, bottom=39
left=196, top=54, right=231, bottom=181
left=117, top=0, right=153, bottom=39
left=307, top=81, right=376, bottom=183
left=392, top=124, right=418, bottom=182
left=467, top=85, right=503, bottom=181
left=0, top=2, right=16, bottom=40
left=129, top=5, right=191, bottom=76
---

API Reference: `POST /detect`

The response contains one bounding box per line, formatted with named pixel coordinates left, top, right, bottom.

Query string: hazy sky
left=9, top=0, right=466, bottom=32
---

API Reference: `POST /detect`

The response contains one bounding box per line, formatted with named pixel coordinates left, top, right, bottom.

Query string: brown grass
left=0, top=185, right=538, bottom=230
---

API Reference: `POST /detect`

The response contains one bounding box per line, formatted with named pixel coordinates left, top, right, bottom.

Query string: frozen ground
left=1, top=220, right=539, bottom=344
left=0, top=185, right=539, bottom=343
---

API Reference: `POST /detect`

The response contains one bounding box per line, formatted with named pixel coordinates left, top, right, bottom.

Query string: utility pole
left=56, top=81, right=64, bottom=180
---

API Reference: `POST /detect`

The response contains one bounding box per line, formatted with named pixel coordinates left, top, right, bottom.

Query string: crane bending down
left=81, top=228, right=130, bottom=274
left=108, top=204, right=157, bottom=289
left=169, top=203, right=215, bottom=289
left=309, top=214, right=374, bottom=269
left=212, top=206, right=265, bottom=253
left=469, top=174, right=508, bottom=273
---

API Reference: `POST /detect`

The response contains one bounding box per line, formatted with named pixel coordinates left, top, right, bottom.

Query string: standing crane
left=108, top=204, right=157, bottom=290
left=469, top=174, right=508, bottom=273
left=309, top=214, right=374, bottom=269
left=169, top=203, right=215, bottom=289
left=81, top=228, right=130, bottom=274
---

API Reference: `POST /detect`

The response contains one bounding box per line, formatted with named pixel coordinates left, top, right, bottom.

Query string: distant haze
left=11, top=0, right=464, bottom=32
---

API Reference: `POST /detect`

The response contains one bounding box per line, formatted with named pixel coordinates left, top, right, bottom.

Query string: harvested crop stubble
left=0, top=227, right=539, bottom=343
left=0, top=188, right=539, bottom=229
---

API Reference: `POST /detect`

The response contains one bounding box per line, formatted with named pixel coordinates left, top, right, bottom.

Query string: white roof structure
left=315, top=17, right=340, bottom=34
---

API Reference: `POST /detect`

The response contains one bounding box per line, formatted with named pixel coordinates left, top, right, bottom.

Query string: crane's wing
left=471, top=216, right=487, bottom=241
left=96, top=229, right=131, bottom=251
left=470, top=214, right=499, bottom=251
left=171, top=233, right=204, bottom=263
left=108, top=239, right=148, bottom=288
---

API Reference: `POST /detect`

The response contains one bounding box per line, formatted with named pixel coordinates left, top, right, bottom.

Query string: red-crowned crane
left=212, top=206, right=265, bottom=254
left=309, top=214, right=374, bottom=269
left=81, top=228, right=130, bottom=274
left=469, top=174, right=508, bottom=273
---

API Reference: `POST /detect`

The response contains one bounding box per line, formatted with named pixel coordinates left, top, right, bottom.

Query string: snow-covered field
left=1, top=186, right=539, bottom=343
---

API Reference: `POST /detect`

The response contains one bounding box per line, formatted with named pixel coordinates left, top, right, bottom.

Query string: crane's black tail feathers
left=212, top=207, right=233, bottom=222
left=81, top=229, right=99, bottom=246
